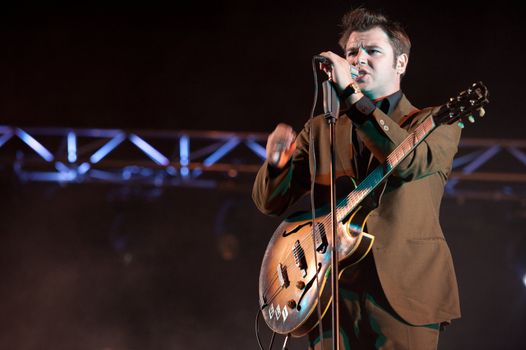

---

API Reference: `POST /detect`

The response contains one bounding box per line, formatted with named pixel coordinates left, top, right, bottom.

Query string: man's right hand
left=266, top=123, right=297, bottom=169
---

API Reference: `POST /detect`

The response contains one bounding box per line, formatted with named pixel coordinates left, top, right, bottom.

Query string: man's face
left=345, top=26, right=404, bottom=99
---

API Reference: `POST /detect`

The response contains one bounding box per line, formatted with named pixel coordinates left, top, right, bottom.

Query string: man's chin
left=356, top=78, right=371, bottom=90
left=357, top=83, right=372, bottom=94
left=360, top=87, right=377, bottom=99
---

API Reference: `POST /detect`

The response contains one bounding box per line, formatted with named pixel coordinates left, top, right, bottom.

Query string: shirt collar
left=374, top=90, right=403, bottom=115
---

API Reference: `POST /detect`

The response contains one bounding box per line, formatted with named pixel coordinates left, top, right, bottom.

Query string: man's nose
left=355, top=48, right=367, bottom=66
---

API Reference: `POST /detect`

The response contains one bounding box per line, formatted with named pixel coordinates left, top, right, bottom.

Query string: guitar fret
left=336, top=167, right=383, bottom=222
left=337, top=116, right=437, bottom=223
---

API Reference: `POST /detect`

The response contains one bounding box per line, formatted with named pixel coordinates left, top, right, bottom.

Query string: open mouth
left=355, top=71, right=368, bottom=82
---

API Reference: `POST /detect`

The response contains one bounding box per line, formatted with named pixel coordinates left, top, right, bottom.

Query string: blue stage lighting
left=180, top=135, right=189, bottom=178
left=245, top=139, right=267, bottom=160
left=203, top=138, right=240, bottom=167
left=129, top=134, right=169, bottom=166
left=16, top=129, right=54, bottom=162
left=90, top=134, right=126, bottom=164
left=67, top=131, right=77, bottom=163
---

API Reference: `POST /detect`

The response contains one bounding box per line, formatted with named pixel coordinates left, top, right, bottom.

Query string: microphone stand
left=322, top=79, right=340, bottom=350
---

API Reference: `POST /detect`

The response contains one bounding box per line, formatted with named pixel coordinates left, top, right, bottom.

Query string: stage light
left=0, top=130, right=13, bottom=148
left=179, top=135, right=189, bottom=178
left=78, top=162, right=91, bottom=174
left=217, top=233, right=239, bottom=261
left=67, top=131, right=77, bottom=162
left=16, top=128, right=54, bottom=161
left=227, top=169, right=238, bottom=178
left=203, top=138, right=240, bottom=166
left=245, top=139, right=267, bottom=160
left=522, top=273, right=526, bottom=288
left=90, top=133, right=125, bottom=163
left=129, top=134, right=169, bottom=166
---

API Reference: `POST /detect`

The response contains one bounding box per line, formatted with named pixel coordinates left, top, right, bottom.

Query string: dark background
left=0, top=1, right=525, bottom=349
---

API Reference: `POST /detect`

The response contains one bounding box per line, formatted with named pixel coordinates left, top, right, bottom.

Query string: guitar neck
left=336, top=116, right=436, bottom=222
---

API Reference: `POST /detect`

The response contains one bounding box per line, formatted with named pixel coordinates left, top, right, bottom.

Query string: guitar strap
left=364, top=97, right=422, bottom=174
left=354, top=96, right=417, bottom=211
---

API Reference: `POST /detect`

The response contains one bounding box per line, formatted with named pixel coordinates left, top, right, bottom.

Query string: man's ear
left=396, top=53, right=409, bottom=75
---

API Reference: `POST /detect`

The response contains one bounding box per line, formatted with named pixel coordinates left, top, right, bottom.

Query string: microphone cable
left=255, top=306, right=276, bottom=350
left=255, top=55, right=328, bottom=350
left=308, top=55, right=326, bottom=350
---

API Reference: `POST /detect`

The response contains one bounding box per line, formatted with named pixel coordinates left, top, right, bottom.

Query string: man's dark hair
left=338, top=8, right=411, bottom=63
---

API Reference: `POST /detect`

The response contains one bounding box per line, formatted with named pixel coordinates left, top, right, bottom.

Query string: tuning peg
left=457, top=121, right=465, bottom=129
left=478, top=107, right=486, bottom=118
left=468, top=115, right=476, bottom=123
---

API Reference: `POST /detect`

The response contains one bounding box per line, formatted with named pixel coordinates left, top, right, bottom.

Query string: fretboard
left=336, top=116, right=436, bottom=222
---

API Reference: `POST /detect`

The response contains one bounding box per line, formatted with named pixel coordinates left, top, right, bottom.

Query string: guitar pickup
left=293, top=240, right=308, bottom=277
left=277, top=263, right=290, bottom=288
left=314, top=222, right=328, bottom=254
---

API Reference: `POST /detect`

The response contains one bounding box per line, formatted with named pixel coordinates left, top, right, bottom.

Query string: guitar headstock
left=433, top=82, right=489, bottom=128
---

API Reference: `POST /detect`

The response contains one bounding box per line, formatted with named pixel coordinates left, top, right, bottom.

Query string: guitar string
left=264, top=166, right=407, bottom=305
left=263, top=187, right=369, bottom=298
left=264, top=185, right=369, bottom=298
left=263, top=151, right=397, bottom=301
left=263, top=213, right=340, bottom=302
left=265, top=286, right=285, bottom=306
left=263, top=274, right=280, bottom=296
left=265, top=173, right=410, bottom=300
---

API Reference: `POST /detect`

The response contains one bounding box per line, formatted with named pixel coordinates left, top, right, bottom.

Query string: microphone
left=270, top=142, right=286, bottom=165
left=314, top=54, right=359, bottom=79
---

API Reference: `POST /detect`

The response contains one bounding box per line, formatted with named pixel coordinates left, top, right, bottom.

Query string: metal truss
left=447, top=138, right=526, bottom=202
left=1, top=125, right=525, bottom=201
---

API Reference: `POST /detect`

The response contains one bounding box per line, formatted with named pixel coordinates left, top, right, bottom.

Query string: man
left=252, top=8, right=461, bottom=350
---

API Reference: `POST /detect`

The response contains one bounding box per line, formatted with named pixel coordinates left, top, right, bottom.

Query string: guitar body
left=258, top=197, right=377, bottom=336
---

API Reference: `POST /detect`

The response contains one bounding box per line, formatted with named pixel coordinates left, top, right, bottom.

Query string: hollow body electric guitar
left=258, top=82, right=489, bottom=337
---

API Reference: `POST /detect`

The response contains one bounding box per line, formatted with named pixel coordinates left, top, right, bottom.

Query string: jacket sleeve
left=355, top=106, right=462, bottom=182
left=252, top=120, right=312, bottom=216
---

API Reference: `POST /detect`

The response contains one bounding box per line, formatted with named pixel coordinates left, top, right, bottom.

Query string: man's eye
left=346, top=51, right=357, bottom=57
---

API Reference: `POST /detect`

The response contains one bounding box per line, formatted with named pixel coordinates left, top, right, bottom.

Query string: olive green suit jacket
left=252, top=95, right=461, bottom=325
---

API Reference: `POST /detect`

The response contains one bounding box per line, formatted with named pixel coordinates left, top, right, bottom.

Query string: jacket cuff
left=267, top=159, right=291, bottom=178
left=348, top=96, right=376, bottom=125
